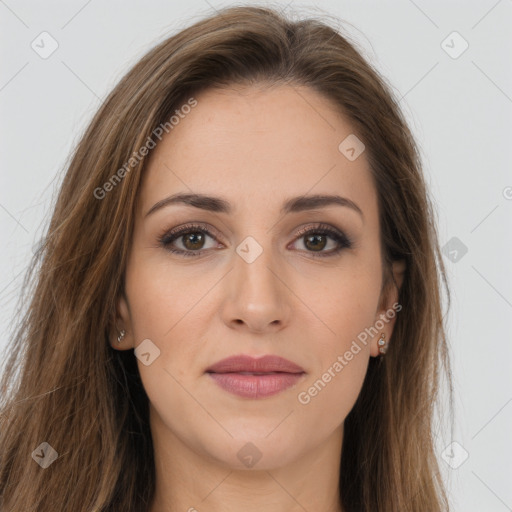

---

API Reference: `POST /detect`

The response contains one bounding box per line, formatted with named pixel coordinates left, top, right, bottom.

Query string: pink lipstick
left=206, top=354, right=306, bottom=399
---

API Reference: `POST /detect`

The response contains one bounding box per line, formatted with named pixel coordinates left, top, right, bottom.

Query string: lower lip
left=207, top=372, right=305, bottom=399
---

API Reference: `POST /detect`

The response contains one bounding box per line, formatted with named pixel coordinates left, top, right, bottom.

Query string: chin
left=199, top=426, right=308, bottom=471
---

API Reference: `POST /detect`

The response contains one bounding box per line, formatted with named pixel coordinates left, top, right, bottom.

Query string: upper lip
left=206, top=354, right=305, bottom=374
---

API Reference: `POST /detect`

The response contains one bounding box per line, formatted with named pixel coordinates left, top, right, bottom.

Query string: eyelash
left=158, top=222, right=353, bottom=258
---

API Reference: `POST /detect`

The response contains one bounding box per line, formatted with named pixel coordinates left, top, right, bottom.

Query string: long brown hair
left=0, top=5, right=452, bottom=511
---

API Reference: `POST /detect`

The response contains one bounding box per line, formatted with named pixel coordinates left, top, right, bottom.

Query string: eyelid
left=160, top=222, right=224, bottom=242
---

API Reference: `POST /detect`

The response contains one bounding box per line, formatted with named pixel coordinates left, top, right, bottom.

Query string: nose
left=219, top=241, right=292, bottom=334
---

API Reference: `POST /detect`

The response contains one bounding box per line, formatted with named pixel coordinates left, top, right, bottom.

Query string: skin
left=111, top=83, right=404, bottom=512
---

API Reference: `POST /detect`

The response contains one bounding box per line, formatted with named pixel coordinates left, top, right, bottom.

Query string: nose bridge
left=220, top=231, right=292, bottom=332
left=235, top=233, right=283, bottom=304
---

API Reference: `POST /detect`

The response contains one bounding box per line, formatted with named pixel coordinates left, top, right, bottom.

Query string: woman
left=0, top=5, right=452, bottom=511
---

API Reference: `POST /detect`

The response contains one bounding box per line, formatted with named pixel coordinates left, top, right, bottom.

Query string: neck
left=148, top=410, right=344, bottom=512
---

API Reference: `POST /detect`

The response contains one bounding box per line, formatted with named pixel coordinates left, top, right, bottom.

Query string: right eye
left=158, top=223, right=222, bottom=257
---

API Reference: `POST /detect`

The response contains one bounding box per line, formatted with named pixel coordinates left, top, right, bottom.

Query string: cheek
left=124, top=248, right=215, bottom=341
left=291, top=289, right=375, bottom=446
left=295, top=346, right=369, bottom=429
left=124, top=259, right=210, bottom=439
left=122, top=254, right=210, bottom=400
left=298, top=258, right=382, bottom=349
left=290, top=259, right=380, bottom=414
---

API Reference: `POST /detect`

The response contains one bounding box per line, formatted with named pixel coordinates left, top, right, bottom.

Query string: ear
left=109, top=291, right=135, bottom=351
left=370, top=258, right=406, bottom=357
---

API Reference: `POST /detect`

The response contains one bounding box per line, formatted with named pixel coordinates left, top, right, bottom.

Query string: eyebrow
left=145, top=192, right=363, bottom=219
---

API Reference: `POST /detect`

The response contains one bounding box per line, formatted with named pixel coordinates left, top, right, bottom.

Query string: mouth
left=205, top=354, right=306, bottom=399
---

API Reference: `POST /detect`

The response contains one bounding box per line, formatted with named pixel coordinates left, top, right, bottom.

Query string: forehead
left=140, top=84, right=377, bottom=220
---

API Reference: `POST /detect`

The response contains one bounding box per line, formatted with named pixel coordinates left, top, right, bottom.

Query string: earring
left=117, top=329, right=126, bottom=344
left=378, top=333, right=387, bottom=354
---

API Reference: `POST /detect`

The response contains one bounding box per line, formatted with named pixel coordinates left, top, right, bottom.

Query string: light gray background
left=1, top=1, right=511, bottom=510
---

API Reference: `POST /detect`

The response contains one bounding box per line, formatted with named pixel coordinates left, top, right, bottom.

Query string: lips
left=206, top=354, right=306, bottom=399
left=206, top=354, right=305, bottom=374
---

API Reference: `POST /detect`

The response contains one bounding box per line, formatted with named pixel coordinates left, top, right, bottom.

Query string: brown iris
left=304, top=233, right=327, bottom=252
left=182, top=232, right=205, bottom=250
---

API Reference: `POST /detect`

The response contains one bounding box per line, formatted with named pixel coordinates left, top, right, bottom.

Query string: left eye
left=158, top=223, right=352, bottom=258
left=291, top=232, right=340, bottom=253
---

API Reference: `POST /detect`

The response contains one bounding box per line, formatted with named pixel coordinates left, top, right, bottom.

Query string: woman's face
left=115, top=84, right=401, bottom=470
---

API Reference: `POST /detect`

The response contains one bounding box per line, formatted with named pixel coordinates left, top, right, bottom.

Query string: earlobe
left=116, top=329, right=127, bottom=344
left=377, top=332, right=388, bottom=354
left=371, top=258, right=406, bottom=357
left=110, top=292, right=134, bottom=350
